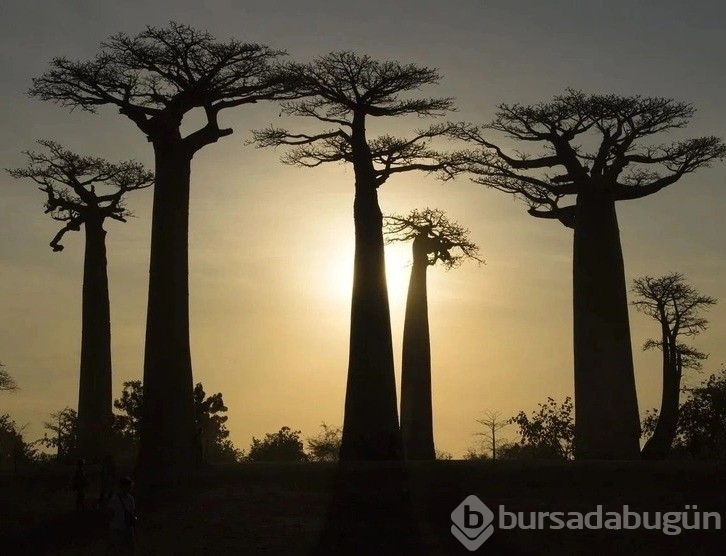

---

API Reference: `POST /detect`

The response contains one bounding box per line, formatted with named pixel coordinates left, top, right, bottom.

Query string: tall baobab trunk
left=340, top=115, right=402, bottom=461
left=400, top=235, right=435, bottom=460
left=340, top=185, right=402, bottom=461
left=642, top=334, right=681, bottom=459
left=573, top=188, right=641, bottom=460
left=76, top=215, right=113, bottom=462
left=137, top=142, right=196, bottom=479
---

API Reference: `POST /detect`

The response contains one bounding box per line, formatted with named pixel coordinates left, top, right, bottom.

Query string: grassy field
left=1, top=460, right=724, bottom=555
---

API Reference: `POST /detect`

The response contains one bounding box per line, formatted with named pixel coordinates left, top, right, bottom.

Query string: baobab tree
left=632, top=273, right=715, bottom=459
left=254, top=52, right=458, bottom=460
left=384, top=208, right=482, bottom=459
left=30, top=23, right=296, bottom=476
left=7, top=140, right=152, bottom=461
left=452, top=90, right=725, bottom=459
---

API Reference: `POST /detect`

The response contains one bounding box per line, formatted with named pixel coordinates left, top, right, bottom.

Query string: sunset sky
left=1, top=0, right=725, bottom=457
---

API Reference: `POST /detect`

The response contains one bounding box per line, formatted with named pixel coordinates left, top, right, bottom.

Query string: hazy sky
left=1, top=1, right=725, bottom=457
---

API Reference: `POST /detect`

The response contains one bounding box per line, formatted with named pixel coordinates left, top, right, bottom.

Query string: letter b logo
left=465, top=505, right=484, bottom=528
left=451, top=495, right=495, bottom=551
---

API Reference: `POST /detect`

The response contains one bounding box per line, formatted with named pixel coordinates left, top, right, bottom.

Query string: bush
left=247, top=426, right=308, bottom=462
left=306, top=423, right=341, bottom=462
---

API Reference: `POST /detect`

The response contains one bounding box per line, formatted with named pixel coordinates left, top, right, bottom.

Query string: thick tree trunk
left=573, top=190, right=641, bottom=459
left=642, top=337, right=681, bottom=459
left=340, top=114, right=402, bottom=461
left=339, top=184, right=402, bottom=460
left=76, top=216, right=113, bottom=462
left=137, top=144, right=196, bottom=480
left=400, top=237, right=435, bottom=460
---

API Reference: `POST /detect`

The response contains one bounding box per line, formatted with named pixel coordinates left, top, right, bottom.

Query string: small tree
left=41, top=407, right=78, bottom=462
left=678, top=370, right=726, bottom=459
left=0, top=415, right=38, bottom=470
left=642, top=368, right=726, bottom=459
left=385, top=208, right=482, bottom=460
left=111, top=380, right=144, bottom=459
left=509, top=397, right=575, bottom=460
left=8, top=141, right=152, bottom=461
left=31, top=22, right=297, bottom=478
left=306, top=423, right=342, bottom=462
left=474, top=410, right=510, bottom=461
left=247, top=426, right=308, bottom=462
left=0, top=363, right=18, bottom=392
left=193, top=383, right=241, bottom=463
left=453, top=91, right=725, bottom=459
left=632, top=273, right=715, bottom=459
left=113, top=380, right=144, bottom=440
left=254, top=52, right=458, bottom=461
left=111, top=380, right=242, bottom=462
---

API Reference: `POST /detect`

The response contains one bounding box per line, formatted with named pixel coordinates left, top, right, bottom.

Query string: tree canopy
left=632, top=273, right=716, bottom=371
left=252, top=51, right=459, bottom=185
left=642, top=368, right=726, bottom=459
left=508, top=397, right=575, bottom=460
left=29, top=22, right=295, bottom=152
left=40, top=407, right=78, bottom=462
left=384, top=208, right=482, bottom=269
left=452, top=90, right=726, bottom=227
left=306, top=423, right=342, bottom=462
left=247, top=426, right=307, bottom=462
left=7, top=140, right=153, bottom=250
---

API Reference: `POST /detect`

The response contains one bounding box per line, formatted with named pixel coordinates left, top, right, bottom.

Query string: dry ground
left=1, top=460, right=724, bottom=555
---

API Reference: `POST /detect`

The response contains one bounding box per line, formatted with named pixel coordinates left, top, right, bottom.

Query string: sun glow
left=319, top=234, right=413, bottom=315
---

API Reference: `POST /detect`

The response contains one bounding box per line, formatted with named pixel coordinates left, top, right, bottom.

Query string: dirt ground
left=1, top=460, right=724, bottom=555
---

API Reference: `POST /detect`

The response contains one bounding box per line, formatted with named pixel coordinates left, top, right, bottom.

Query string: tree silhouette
left=306, top=423, right=342, bottom=462
left=641, top=367, right=726, bottom=459
left=0, top=363, right=18, bottom=392
left=632, top=273, right=715, bottom=459
left=193, top=383, right=241, bottom=463
left=384, top=208, right=482, bottom=460
left=254, top=52, right=457, bottom=460
left=7, top=141, right=152, bottom=461
left=0, top=415, right=40, bottom=471
left=111, top=380, right=241, bottom=462
left=41, top=407, right=78, bottom=463
left=30, top=23, right=296, bottom=477
left=509, top=397, right=575, bottom=460
left=113, top=380, right=144, bottom=453
left=676, top=368, right=726, bottom=459
left=247, top=426, right=307, bottom=462
left=452, top=90, right=726, bottom=459
left=474, top=410, right=509, bottom=461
